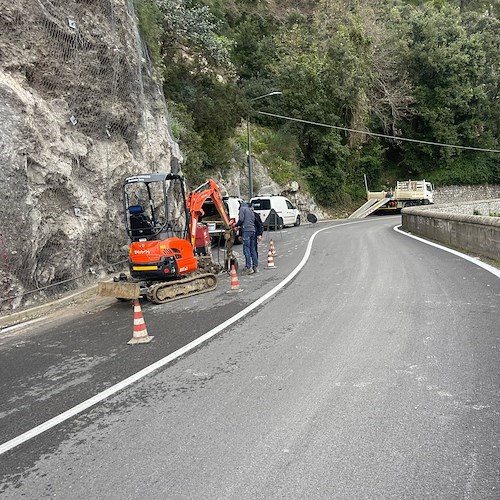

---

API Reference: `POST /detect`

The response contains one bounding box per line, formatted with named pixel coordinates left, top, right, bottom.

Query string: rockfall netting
left=0, top=0, right=180, bottom=313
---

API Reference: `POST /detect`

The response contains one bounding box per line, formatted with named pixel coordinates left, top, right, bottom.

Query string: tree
left=136, top=0, right=500, bottom=205
left=156, top=0, right=234, bottom=71
left=268, top=0, right=415, bottom=201
left=135, top=0, right=248, bottom=171
left=396, top=3, right=499, bottom=182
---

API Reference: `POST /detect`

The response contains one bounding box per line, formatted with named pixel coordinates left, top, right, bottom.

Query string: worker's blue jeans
left=242, top=231, right=258, bottom=269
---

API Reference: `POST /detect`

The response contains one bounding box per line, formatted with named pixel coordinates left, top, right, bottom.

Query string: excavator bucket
left=97, top=281, right=140, bottom=299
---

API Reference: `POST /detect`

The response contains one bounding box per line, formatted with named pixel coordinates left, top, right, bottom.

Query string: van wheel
left=294, top=215, right=301, bottom=226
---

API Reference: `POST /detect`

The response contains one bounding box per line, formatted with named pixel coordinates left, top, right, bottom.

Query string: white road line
left=394, top=225, right=500, bottom=278
left=0, top=220, right=367, bottom=456
left=1, top=316, right=47, bottom=334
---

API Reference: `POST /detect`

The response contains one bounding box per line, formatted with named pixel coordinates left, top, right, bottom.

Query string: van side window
left=286, top=200, right=295, bottom=209
left=251, top=199, right=271, bottom=210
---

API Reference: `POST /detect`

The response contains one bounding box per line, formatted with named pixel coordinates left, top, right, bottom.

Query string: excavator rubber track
left=145, top=272, right=218, bottom=304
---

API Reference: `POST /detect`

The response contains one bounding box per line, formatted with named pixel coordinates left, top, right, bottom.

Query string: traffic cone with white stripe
left=270, top=239, right=277, bottom=256
left=266, top=249, right=277, bottom=269
left=127, top=299, right=154, bottom=345
left=227, top=264, right=242, bottom=293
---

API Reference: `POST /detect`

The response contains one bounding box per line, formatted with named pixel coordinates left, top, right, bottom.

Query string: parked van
left=201, top=196, right=243, bottom=242
left=250, top=195, right=301, bottom=227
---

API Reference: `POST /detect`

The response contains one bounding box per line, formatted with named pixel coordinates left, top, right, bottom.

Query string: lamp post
left=246, top=91, right=282, bottom=199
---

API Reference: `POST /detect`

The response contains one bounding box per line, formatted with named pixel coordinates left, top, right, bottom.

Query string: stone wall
left=425, top=199, right=500, bottom=217
left=434, top=184, right=500, bottom=204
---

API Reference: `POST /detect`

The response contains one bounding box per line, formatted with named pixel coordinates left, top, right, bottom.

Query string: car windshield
left=251, top=199, right=271, bottom=210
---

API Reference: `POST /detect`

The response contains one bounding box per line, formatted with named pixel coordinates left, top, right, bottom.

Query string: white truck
left=349, top=179, right=434, bottom=218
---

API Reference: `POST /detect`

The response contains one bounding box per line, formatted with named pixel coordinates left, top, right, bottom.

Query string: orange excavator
left=98, top=173, right=237, bottom=304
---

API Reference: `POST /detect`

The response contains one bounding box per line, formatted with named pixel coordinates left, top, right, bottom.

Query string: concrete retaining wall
left=402, top=199, right=500, bottom=262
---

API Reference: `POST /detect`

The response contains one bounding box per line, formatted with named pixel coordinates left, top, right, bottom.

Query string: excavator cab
left=123, top=173, right=189, bottom=243
left=122, top=173, right=198, bottom=283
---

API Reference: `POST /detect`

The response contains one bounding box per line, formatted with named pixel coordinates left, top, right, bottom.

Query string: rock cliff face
left=0, top=0, right=181, bottom=311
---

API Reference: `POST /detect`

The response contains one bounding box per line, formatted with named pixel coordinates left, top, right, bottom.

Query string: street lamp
left=246, top=91, right=282, bottom=199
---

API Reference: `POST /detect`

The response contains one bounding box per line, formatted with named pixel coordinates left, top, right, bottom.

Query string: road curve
left=1, top=216, right=498, bottom=499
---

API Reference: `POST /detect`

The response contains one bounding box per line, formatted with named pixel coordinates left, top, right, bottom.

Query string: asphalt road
left=0, top=216, right=499, bottom=499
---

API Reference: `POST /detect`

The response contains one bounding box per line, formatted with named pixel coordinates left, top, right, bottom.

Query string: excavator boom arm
left=186, top=180, right=233, bottom=246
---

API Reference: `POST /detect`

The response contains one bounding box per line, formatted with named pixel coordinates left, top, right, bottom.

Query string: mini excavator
left=97, top=173, right=238, bottom=304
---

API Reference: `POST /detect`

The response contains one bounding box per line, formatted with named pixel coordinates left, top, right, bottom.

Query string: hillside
left=142, top=0, right=499, bottom=206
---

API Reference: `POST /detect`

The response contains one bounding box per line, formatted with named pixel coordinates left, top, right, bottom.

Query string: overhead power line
left=256, top=111, right=500, bottom=154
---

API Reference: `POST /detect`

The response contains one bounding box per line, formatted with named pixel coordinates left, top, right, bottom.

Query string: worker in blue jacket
left=235, top=202, right=262, bottom=274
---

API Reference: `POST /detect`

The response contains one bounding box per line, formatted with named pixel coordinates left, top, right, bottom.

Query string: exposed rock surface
left=0, top=0, right=180, bottom=311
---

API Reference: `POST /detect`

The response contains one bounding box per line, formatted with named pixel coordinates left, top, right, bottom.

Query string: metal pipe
left=246, top=115, right=253, bottom=199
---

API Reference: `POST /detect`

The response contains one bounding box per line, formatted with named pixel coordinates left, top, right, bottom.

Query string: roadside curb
left=0, top=285, right=99, bottom=331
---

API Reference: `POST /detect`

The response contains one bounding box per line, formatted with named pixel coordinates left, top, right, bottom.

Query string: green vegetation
left=472, top=209, right=500, bottom=217
left=135, top=0, right=500, bottom=209
left=235, top=124, right=303, bottom=185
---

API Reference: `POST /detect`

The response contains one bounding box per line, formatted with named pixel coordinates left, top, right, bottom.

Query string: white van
left=250, top=195, right=301, bottom=227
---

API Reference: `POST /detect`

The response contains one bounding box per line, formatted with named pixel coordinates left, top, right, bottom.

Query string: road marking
left=1, top=316, right=47, bottom=334
left=393, top=225, right=500, bottom=278
left=0, top=220, right=368, bottom=456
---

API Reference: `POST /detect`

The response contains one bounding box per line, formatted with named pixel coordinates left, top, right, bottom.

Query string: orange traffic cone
left=266, top=249, right=277, bottom=269
left=227, top=264, right=242, bottom=293
left=127, top=299, right=154, bottom=345
left=270, top=239, right=277, bottom=256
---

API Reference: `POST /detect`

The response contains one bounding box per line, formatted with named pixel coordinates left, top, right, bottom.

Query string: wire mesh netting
left=0, top=0, right=180, bottom=314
